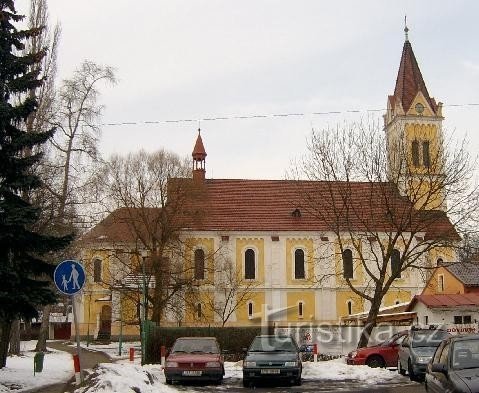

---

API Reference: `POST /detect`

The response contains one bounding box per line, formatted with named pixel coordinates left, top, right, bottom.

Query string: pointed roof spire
left=192, top=128, right=207, bottom=160
left=392, top=26, right=437, bottom=115
left=404, top=15, right=409, bottom=42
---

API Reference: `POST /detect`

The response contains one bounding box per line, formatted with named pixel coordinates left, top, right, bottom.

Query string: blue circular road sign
left=54, top=260, right=86, bottom=295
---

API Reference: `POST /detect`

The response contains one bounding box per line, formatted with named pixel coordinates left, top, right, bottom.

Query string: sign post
left=54, top=260, right=86, bottom=384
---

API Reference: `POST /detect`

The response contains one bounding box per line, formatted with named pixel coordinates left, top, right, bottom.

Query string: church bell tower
left=385, top=25, right=445, bottom=211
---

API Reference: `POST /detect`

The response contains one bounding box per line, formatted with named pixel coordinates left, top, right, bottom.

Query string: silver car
left=398, top=327, right=450, bottom=381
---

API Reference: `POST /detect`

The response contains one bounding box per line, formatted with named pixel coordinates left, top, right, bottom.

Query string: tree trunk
left=8, top=319, right=20, bottom=355
left=357, top=295, right=383, bottom=349
left=35, top=304, right=52, bottom=352
left=0, top=320, right=12, bottom=368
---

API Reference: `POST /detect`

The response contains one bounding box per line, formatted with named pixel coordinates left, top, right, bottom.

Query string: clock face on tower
left=415, top=102, right=425, bottom=114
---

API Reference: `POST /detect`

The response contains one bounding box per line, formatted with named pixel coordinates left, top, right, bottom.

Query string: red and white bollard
left=160, top=345, right=166, bottom=366
left=73, top=354, right=81, bottom=385
left=129, top=347, right=135, bottom=362
left=313, top=343, right=318, bottom=362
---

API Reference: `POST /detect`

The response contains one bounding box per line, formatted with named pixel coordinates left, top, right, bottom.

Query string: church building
left=77, top=30, right=458, bottom=339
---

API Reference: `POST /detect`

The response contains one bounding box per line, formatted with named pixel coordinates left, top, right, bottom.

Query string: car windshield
left=249, top=336, right=297, bottom=352
left=411, top=330, right=449, bottom=347
left=380, top=334, right=401, bottom=346
left=452, top=339, right=479, bottom=370
left=171, top=338, right=219, bottom=354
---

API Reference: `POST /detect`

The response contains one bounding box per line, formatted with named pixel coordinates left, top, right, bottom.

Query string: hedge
left=145, top=326, right=272, bottom=364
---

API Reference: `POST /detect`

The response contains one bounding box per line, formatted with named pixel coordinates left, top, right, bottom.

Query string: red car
left=164, top=337, right=225, bottom=385
left=346, top=331, right=407, bottom=368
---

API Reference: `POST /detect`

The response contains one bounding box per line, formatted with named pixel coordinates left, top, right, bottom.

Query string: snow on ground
left=303, top=357, right=403, bottom=384
left=1, top=341, right=405, bottom=393
left=0, top=341, right=72, bottom=393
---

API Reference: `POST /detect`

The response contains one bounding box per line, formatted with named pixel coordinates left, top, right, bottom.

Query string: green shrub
left=145, top=326, right=265, bottom=363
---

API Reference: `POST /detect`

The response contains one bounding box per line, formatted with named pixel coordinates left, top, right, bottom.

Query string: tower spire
left=404, top=15, right=409, bottom=42
left=192, top=128, right=207, bottom=182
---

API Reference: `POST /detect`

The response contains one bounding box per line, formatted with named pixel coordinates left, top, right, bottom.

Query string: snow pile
left=0, top=341, right=72, bottom=393
left=303, top=358, right=403, bottom=384
left=74, top=363, right=173, bottom=393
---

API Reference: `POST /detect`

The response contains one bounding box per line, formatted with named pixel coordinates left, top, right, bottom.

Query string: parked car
left=425, top=334, right=479, bottom=393
left=398, top=327, right=450, bottom=381
left=243, top=335, right=302, bottom=387
left=346, top=330, right=408, bottom=368
left=164, top=337, right=224, bottom=385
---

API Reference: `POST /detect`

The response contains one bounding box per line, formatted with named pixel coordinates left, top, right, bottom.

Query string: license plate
left=182, top=370, right=202, bottom=376
left=261, top=369, right=280, bottom=374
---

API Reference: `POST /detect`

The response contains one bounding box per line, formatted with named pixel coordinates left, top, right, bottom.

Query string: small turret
left=192, top=129, right=207, bottom=182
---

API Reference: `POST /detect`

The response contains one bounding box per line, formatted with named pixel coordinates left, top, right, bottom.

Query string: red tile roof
left=393, top=40, right=437, bottom=114
left=82, top=179, right=458, bottom=243
left=181, top=179, right=457, bottom=236
left=407, top=294, right=479, bottom=310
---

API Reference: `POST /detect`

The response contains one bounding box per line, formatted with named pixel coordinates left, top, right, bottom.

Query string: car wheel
left=243, top=378, right=252, bottom=388
left=294, top=377, right=302, bottom=386
left=408, top=359, right=418, bottom=382
left=397, top=358, right=406, bottom=376
left=366, top=355, right=385, bottom=368
left=165, top=378, right=172, bottom=385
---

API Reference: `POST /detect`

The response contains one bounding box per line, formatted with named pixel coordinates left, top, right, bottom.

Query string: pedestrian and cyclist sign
left=53, top=260, right=86, bottom=295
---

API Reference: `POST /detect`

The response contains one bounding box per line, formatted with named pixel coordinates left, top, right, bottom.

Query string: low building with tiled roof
left=406, top=294, right=479, bottom=329
left=76, top=30, right=461, bottom=339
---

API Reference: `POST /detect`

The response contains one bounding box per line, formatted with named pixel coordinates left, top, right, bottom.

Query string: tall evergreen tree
left=0, top=0, right=71, bottom=368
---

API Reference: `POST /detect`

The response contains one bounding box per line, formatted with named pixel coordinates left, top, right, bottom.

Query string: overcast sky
left=15, top=1, right=479, bottom=179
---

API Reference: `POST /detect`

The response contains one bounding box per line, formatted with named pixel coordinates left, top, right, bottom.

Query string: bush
left=145, top=326, right=264, bottom=364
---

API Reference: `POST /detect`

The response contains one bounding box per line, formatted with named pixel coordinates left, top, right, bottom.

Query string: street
left=166, top=375, right=426, bottom=393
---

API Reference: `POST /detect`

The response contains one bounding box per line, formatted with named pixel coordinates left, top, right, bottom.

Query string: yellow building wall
left=383, top=290, right=412, bottom=306
left=236, top=292, right=266, bottom=324
left=184, top=290, right=215, bottom=324
left=286, top=238, right=314, bottom=285
left=422, top=266, right=465, bottom=295
left=236, top=238, right=265, bottom=283
left=286, top=291, right=315, bottom=322
left=336, top=291, right=365, bottom=318
left=184, top=238, right=215, bottom=282
left=335, top=241, right=363, bottom=287
left=404, top=120, right=444, bottom=210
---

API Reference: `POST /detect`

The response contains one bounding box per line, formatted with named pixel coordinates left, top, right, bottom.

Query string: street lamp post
left=140, top=250, right=148, bottom=365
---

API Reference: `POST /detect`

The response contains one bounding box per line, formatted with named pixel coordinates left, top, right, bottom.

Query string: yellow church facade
left=75, top=32, right=459, bottom=339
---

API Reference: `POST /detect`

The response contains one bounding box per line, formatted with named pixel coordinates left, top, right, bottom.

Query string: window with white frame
left=342, top=249, right=353, bottom=279
left=247, top=302, right=253, bottom=319
left=438, top=274, right=445, bottom=292
left=245, top=248, right=256, bottom=279
left=298, top=302, right=304, bottom=318
left=294, top=249, right=305, bottom=279
left=194, top=248, right=205, bottom=280
left=391, top=249, right=401, bottom=278
left=93, top=258, right=102, bottom=282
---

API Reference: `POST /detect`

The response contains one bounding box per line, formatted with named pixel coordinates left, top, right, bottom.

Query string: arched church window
left=342, top=249, right=353, bottom=279
left=194, top=249, right=205, bottom=280
left=245, top=249, right=256, bottom=279
left=422, top=141, right=430, bottom=167
left=93, top=259, right=102, bottom=282
left=412, top=140, right=420, bottom=167
left=294, top=249, right=305, bottom=279
left=391, top=249, right=401, bottom=278
left=347, top=300, right=353, bottom=315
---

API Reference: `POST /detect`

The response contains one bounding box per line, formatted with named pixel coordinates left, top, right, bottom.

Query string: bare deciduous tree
left=292, top=120, right=478, bottom=348
left=98, top=149, right=199, bottom=325
left=202, top=255, right=260, bottom=327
